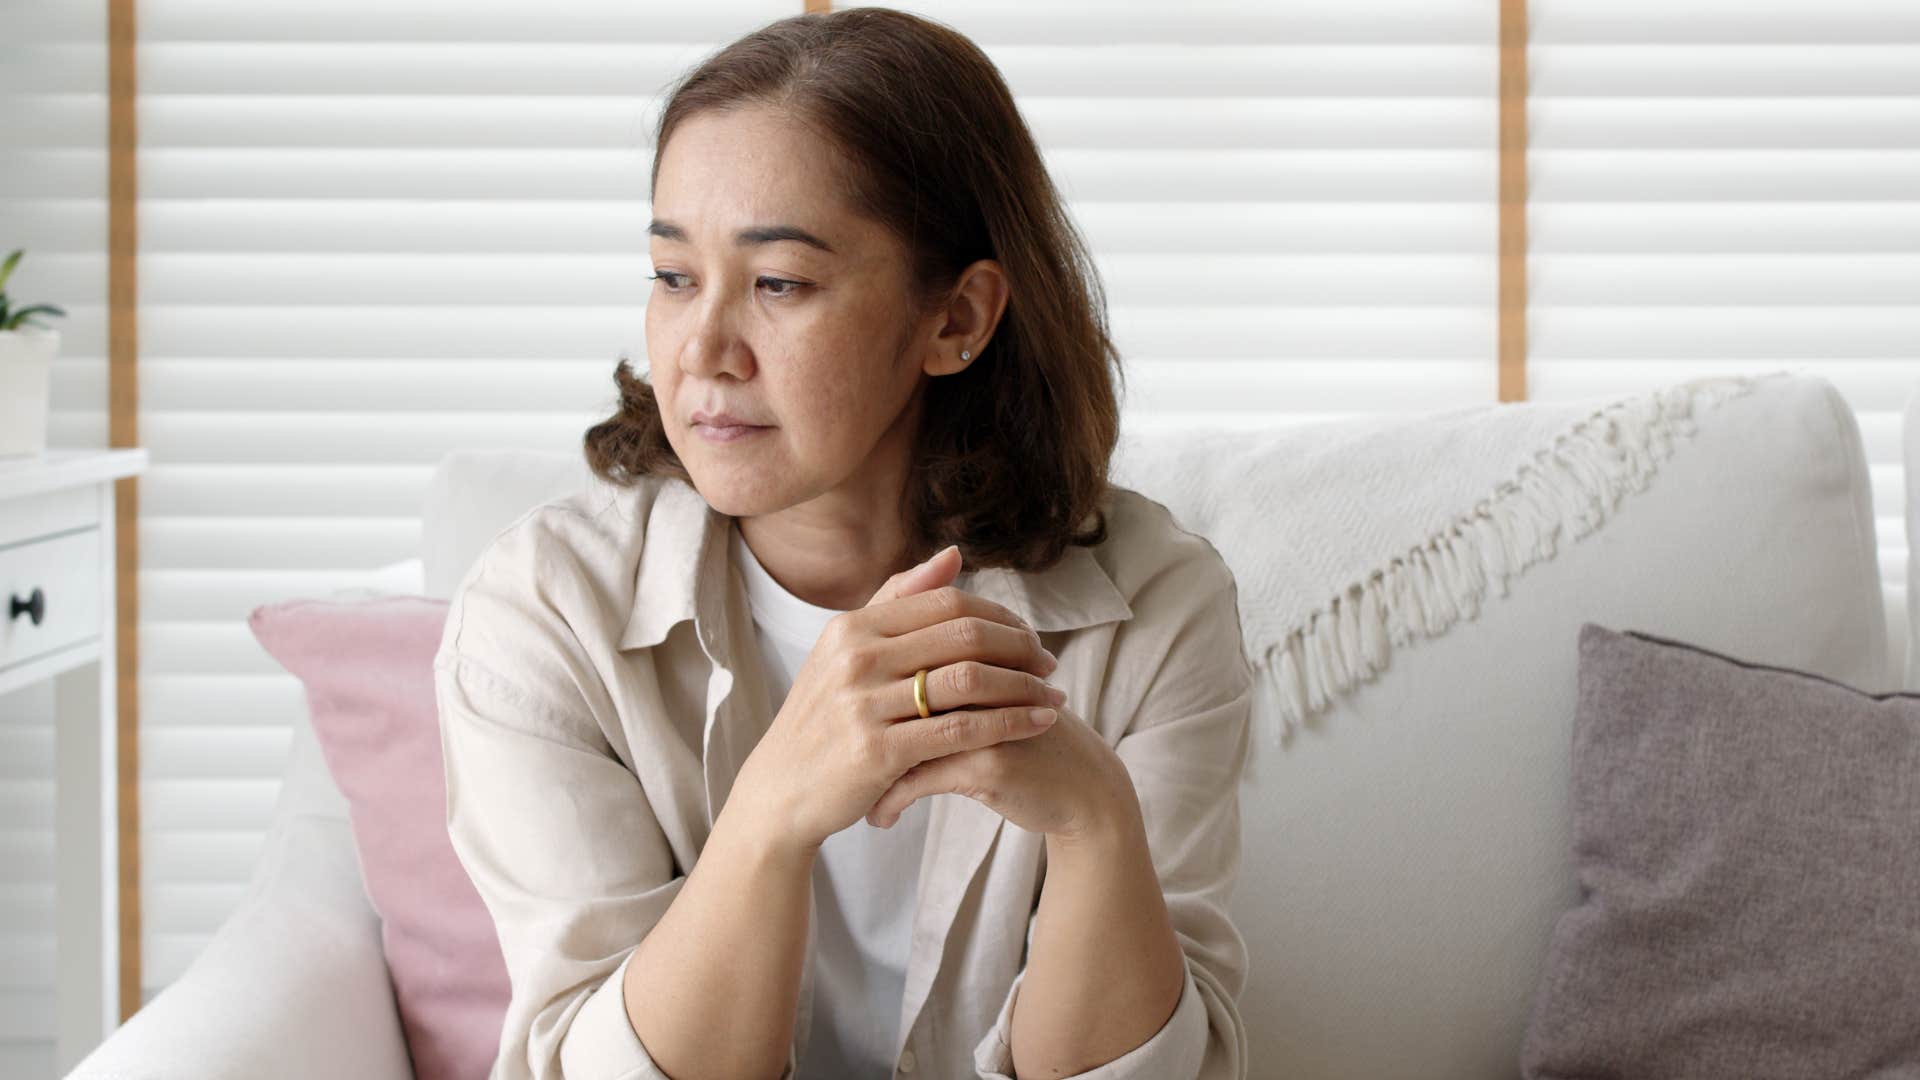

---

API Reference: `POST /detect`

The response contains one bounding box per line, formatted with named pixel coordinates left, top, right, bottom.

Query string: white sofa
left=67, top=373, right=1918, bottom=1080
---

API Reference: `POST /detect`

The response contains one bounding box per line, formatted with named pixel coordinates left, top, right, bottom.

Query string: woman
left=434, top=9, right=1255, bottom=1080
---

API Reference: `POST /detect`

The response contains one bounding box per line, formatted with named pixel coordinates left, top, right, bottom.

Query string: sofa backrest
left=420, top=449, right=598, bottom=602
left=1123, top=374, right=1885, bottom=1078
left=405, top=377, right=1891, bottom=1078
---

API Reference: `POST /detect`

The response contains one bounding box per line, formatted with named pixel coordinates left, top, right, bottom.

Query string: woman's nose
left=675, top=300, right=756, bottom=380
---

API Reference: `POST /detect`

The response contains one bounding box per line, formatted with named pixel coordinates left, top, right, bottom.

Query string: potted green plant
left=0, top=248, right=67, bottom=458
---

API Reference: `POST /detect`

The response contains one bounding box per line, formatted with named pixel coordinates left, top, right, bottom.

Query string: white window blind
left=0, top=3, right=109, bottom=1076
left=127, top=0, right=802, bottom=1006
left=1525, top=0, right=1919, bottom=621
left=111, top=0, right=1500, bottom=1010
left=879, top=0, right=1500, bottom=428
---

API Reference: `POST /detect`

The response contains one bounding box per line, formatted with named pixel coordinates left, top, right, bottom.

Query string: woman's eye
left=645, top=272, right=805, bottom=299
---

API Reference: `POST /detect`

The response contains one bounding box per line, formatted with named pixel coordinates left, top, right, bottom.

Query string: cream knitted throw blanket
left=1111, top=371, right=1787, bottom=749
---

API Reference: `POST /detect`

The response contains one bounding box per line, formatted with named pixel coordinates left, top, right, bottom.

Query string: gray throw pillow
left=1520, top=622, right=1920, bottom=1080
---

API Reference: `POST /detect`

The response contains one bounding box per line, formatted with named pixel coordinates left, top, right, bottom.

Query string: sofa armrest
left=64, top=812, right=414, bottom=1080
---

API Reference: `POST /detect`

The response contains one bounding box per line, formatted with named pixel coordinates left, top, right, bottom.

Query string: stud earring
left=961, top=349, right=971, bottom=361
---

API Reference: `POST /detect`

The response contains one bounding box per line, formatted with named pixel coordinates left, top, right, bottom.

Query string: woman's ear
left=921, top=258, right=1007, bottom=377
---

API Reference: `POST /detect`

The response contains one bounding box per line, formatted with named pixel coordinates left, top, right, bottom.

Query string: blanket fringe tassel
left=1256, top=373, right=1774, bottom=747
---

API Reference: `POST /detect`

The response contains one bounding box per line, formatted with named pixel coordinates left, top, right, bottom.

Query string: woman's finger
left=893, top=657, right=1063, bottom=719
left=881, top=704, right=1056, bottom=772
left=868, top=753, right=972, bottom=828
left=861, top=583, right=1034, bottom=640
left=883, top=614, right=1052, bottom=680
left=867, top=544, right=960, bottom=606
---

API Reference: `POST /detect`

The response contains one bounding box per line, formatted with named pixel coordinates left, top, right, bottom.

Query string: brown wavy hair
left=582, top=7, right=1126, bottom=573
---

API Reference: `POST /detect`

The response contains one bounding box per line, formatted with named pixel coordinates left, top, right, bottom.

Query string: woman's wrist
left=719, top=803, right=817, bottom=873
left=718, top=756, right=823, bottom=867
left=1046, top=748, right=1143, bottom=851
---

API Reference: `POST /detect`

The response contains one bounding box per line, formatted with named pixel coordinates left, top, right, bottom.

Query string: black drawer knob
left=9, top=587, right=46, bottom=627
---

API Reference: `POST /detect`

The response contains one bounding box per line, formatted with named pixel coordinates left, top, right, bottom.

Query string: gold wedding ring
left=913, top=668, right=932, bottom=718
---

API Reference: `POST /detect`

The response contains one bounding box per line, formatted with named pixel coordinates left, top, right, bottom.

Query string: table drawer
left=0, top=526, right=102, bottom=672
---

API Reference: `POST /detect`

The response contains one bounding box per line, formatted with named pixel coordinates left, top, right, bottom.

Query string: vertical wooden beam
left=106, top=0, right=143, bottom=1022
left=1498, top=0, right=1530, bottom=402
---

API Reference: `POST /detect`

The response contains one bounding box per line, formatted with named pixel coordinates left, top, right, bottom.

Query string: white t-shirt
left=729, top=522, right=933, bottom=1079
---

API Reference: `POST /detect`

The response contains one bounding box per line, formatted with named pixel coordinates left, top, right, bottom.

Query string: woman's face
left=645, top=104, right=946, bottom=520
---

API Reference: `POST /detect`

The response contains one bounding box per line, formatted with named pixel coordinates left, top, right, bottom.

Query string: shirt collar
left=619, top=476, right=1133, bottom=652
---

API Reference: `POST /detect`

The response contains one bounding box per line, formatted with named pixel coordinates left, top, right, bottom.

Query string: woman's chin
left=688, top=473, right=793, bottom=519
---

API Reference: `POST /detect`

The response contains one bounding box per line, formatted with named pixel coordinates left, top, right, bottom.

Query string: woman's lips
left=693, top=421, right=773, bottom=444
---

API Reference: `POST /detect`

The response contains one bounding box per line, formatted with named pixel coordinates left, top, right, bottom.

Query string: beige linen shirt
left=433, top=469, right=1254, bottom=1080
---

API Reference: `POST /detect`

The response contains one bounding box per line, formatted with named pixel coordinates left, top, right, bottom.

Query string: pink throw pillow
left=248, top=594, right=509, bottom=1080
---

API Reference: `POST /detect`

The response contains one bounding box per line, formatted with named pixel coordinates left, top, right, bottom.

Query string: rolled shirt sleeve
left=438, top=654, right=803, bottom=1080
left=971, top=535, right=1255, bottom=1080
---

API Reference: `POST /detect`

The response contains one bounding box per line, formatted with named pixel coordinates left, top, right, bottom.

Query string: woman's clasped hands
left=731, top=542, right=1134, bottom=857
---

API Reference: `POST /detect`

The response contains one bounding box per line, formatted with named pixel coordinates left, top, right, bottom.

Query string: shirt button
left=898, top=1049, right=917, bottom=1074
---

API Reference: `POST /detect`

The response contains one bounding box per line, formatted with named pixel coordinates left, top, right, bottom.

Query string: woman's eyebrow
left=648, top=219, right=836, bottom=255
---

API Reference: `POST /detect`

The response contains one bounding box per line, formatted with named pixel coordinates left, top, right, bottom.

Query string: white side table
left=0, top=447, right=148, bottom=1074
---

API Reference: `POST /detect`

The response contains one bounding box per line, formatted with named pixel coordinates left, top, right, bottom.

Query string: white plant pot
left=0, top=327, right=59, bottom=458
